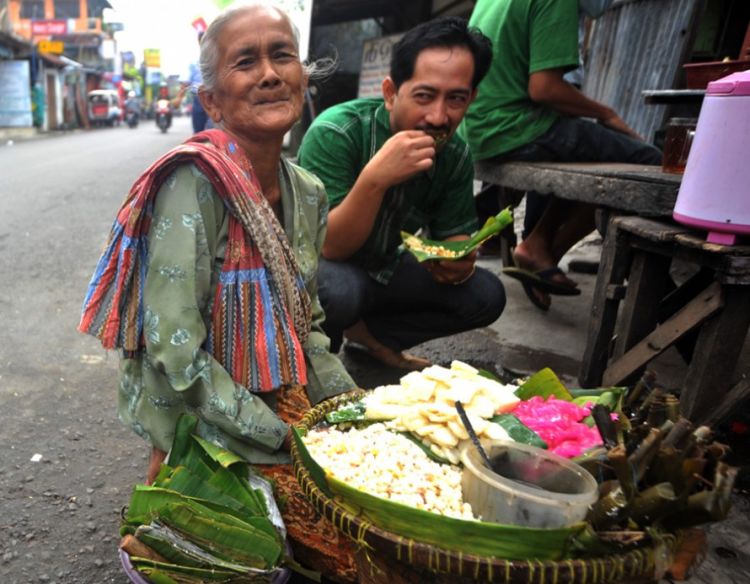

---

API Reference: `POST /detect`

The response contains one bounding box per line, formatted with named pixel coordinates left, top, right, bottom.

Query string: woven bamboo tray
left=291, top=391, right=671, bottom=584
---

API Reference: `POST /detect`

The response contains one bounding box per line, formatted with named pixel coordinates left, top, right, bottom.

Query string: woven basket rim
left=291, top=391, right=670, bottom=583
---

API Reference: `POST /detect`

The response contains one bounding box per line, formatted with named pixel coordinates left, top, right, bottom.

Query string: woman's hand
left=280, top=428, right=294, bottom=452
left=146, top=446, right=168, bottom=485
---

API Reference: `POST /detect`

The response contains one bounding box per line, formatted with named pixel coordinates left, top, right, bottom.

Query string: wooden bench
left=579, top=215, right=750, bottom=424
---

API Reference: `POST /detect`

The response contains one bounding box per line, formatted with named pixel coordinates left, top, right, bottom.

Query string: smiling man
left=298, top=16, right=505, bottom=370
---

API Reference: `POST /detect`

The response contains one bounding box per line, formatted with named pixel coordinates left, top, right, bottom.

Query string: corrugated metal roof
left=583, top=0, right=706, bottom=141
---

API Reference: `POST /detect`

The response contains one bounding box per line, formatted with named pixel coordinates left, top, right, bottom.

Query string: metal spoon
left=455, top=400, right=493, bottom=469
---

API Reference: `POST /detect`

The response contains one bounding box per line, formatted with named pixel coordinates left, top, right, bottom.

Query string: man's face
left=383, top=46, right=476, bottom=149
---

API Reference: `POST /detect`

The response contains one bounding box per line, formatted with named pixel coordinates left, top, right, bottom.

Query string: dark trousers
left=191, top=96, right=209, bottom=134
left=477, top=116, right=663, bottom=238
left=318, top=253, right=506, bottom=352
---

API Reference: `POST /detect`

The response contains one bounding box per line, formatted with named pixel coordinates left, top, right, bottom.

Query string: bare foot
left=344, top=321, right=431, bottom=371
left=367, top=346, right=431, bottom=370
left=513, top=242, right=578, bottom=289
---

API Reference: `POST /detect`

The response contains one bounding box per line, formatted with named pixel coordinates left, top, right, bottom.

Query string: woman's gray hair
left=199, top=2, right=337, bottom=92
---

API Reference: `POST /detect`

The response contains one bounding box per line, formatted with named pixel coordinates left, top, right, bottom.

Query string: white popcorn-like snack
left=304, top=423, right=474, bottom=520
left=362, top=361, right=519, bottom=462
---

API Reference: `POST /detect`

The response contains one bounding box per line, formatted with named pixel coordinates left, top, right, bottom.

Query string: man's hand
left=280, top=428, right=293, bottom=452
left=362, top=130, right=436, bottom=191
left=600, top=113, right=643, bottom=141
left=425, top=250, right=477, bottom=285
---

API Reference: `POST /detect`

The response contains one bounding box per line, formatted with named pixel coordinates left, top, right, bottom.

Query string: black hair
left=390, top=16, right=493, bottom=90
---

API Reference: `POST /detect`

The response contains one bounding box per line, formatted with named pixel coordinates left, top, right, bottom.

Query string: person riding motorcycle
left=124, top=91, right=141, bottom=127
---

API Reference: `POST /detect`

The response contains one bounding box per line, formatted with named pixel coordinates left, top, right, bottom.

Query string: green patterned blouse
left=118, top=158, right=356, bottom=464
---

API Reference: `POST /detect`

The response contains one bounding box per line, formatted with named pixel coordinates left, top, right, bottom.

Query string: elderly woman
left=79, top=4, right=357, bottom=582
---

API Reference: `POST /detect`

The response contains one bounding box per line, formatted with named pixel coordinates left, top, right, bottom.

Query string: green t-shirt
left=463, top=0, right=579, bottom=160
left=297, top=98, right=478, bottom=283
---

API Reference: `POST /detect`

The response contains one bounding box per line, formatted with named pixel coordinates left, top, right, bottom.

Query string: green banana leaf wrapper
left=401, top=207, right=513, bottom=262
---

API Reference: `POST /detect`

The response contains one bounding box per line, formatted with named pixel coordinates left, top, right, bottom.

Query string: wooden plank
left=680, top=285, right=750, bottom=423
left=474, top=161, right=680, bottom=217
left=612, top=251, right=672, bottom=367
left=615, top=215, right=689, bottom=242
left=701, top=378, right=750, bottom=428
left=602, top=281, right=724, bottom=386
left=579, top=216, right=633, bottom=387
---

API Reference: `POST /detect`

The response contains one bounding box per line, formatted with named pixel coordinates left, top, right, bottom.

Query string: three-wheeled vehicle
left=88, top=90, right=122, bottom=127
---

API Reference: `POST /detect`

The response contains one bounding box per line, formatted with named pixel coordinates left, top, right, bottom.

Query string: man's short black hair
left=390, top=16, right=493, bottom=90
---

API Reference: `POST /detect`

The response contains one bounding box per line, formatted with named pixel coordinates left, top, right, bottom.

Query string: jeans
left=192, top=96, right=209, bottom=134
left=318, top=253, right=506, bottom=352
left=478, top=116, right=663, bottom=238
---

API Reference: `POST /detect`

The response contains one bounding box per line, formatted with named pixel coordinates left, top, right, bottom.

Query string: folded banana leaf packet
left=401, top=207, right=514, bottom=262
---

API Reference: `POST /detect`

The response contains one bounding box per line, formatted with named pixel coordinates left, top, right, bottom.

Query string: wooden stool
left=579, top=216, right=750, bottom=424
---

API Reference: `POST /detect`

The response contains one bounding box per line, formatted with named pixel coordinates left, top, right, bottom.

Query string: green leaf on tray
left=324, top=400, right=366, bottom=424
left=489, top=413, right=547, bottom=449
left=402, top=207, right=513, bottom=262
left=291, top=427, right=333, bottom=498
left=516, top=367, right=574, bottom=401
left=398, top=431, right=450, bottom=464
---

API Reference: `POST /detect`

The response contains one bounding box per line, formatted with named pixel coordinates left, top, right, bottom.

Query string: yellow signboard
left=144, top=48, right=161, bottom=68
left=38, top=40, right=64, bottom=55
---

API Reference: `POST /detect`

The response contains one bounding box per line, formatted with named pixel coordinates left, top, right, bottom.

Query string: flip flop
left=503, top=266, right=582, bottom=296
left=521, top=282, right=551, bottom=311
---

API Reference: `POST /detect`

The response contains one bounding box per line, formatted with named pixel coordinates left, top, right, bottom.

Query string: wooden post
left=580, top=216, right=632, bottom=387
left=680, top=285, right=750, bottom=423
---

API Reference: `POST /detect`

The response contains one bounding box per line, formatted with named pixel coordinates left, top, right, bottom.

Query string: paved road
left=0, top=118, right=193, bottom=584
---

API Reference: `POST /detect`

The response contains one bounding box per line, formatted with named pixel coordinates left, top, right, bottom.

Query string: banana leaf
left=399, top=431, right=450, bottom=464
left=291, top=427, right=333, bottom=498
left=155, top=466, right=250, bottom=515
left=324, top=401, right=366, bottom=424
left=135, top=522, right=255, bottom=572
left=325, top=473, right=585, bottom=560
left=515, top=368, right=573, bottom=401
left=166, top=414, right=200, bottom=469
left=158, top=503, right=281, bottom=568
left=489, top=413, right=547, bottom=449
left=192, top=435, right=248, bottom=480
left=125, top=485, right=270, bottom=533
left=401, top=207, right=513, bottom=262
left=131, top=558, right=241, bottom=582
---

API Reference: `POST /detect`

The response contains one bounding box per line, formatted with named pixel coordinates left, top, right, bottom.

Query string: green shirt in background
left=463, top=0, right=579, bottom=160
left=297, top=98, right=478, bottom=284
left=118, top=159, right=355, bottom=464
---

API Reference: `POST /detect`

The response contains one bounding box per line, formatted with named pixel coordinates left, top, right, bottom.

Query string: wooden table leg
left=680, top=285, right=750, bottom=423
left=611, top=251, right=672, bottom=383
left=580, top=216, right=632, bottom=387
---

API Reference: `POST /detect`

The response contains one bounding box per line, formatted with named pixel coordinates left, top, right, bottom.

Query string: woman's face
left=203, top=7, right=306, bottom=139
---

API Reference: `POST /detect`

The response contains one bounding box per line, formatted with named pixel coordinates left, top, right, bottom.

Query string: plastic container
left=673, top=70, right=750, bottom=245
left=460, top=441, right=598, bottom=529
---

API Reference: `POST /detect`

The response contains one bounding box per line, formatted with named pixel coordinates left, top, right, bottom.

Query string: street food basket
left=291, top=391, right=671, bottom=584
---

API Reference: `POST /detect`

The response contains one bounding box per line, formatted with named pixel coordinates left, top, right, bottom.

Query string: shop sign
left=144, top=48, right=161, bottom=68
left=358, top=33, right=404, bottom=98
left=38, top=40, right=64, bottom=55
left=31, top=19, right=68, bottom=36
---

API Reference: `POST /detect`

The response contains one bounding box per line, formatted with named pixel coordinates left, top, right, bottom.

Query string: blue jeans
left=481, top=117, right=663, bottom=238
left=318, top=253, right=506, bottom=352
left=192, top=95, right=209, bottom=134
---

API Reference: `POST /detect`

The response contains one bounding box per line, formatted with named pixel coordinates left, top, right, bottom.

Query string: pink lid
left=707, top=68, right=750, bottom=96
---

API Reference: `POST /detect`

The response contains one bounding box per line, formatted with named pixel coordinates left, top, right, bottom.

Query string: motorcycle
left=155, top=99, right=172, bottom=133
left=125, top=103, right=140, bottom=129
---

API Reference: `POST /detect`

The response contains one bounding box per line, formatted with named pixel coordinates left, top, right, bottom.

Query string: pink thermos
left=673, top=69, right=750, bottom=245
